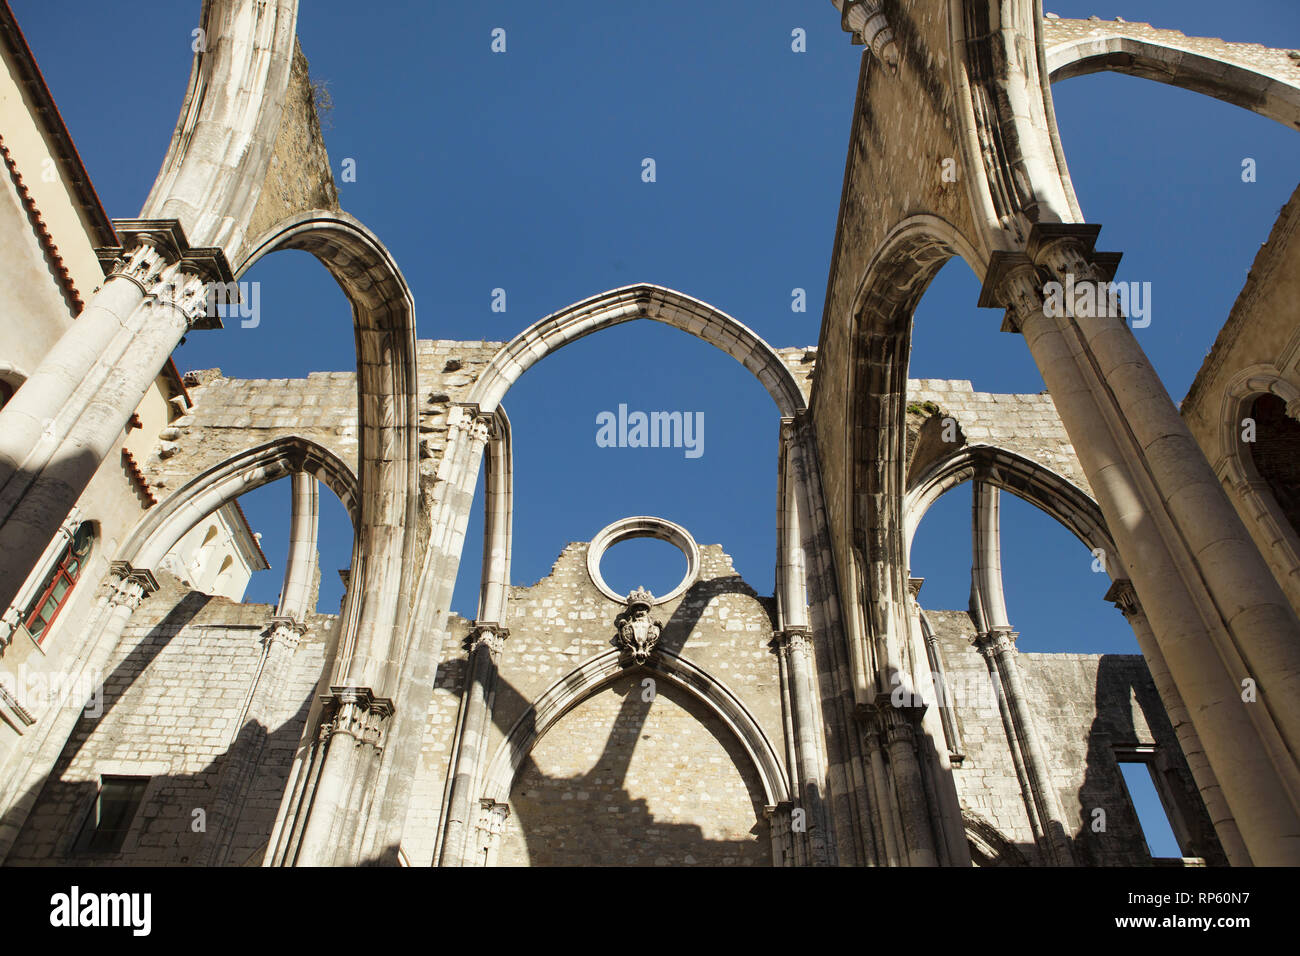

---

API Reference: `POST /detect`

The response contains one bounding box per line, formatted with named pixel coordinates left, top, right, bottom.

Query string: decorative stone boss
left=614, top=587, right=664, bottom=664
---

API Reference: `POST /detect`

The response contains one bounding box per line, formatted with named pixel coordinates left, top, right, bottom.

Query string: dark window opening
left=73, top=775, right=149, bottom=854
left=1249, top=393, right=1300, bottom=538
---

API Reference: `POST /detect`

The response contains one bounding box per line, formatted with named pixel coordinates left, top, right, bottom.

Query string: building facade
left=0, top=0, right=1297, bottom=866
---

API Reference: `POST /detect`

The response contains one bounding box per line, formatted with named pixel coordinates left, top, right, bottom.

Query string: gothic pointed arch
left=1045, top=19, right=1300, bottom=131
left=467, top=284, right=807, bottom=417
left=480, top=649, right=791, bottom=810
left=117, top=436, right=357, bottom=573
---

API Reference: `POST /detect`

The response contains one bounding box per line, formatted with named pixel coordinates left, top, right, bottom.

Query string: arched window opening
left=24, top=521, right=95, bottom=644
left=0, top=379, right=14, bottom=411
left=1248, top=393, right=1300, bottom=540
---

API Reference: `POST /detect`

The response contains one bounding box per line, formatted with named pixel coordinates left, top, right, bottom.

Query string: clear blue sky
left=13, top=0, right=1297, bottom=698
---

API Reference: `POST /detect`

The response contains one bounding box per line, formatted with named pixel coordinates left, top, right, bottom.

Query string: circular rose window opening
left=586, top=516, right=700, bottom=605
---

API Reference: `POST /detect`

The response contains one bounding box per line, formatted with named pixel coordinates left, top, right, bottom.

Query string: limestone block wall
left=905, top=379, right=1091, bottom=494
left=4, top=574, right=331, bottom=866
left=142, top=339, right=504, bottom=500
left=498, top=672, right=771, bottom=866
left=925, top=609, right=1223, bottom=866
left=402, top=539, right=785, bottom=867
left=1181, top=183, right=1300, bottom=611
left=244, top=41, right=340, bottom=247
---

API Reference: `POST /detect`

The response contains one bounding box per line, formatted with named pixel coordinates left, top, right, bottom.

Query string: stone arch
left=843, top=216, right=984, bottom=697
left=963, top=810, right=1029, bottom=867
left=481, top=649, right=791, bottom=810
left=1215, top=367, right=1300, bottom=606
left=467, top=283, right=806, bottom=417
left=236, top=209, right=419, bottom=692
left=118, top=436, right=357, bottom=572
left=904, top=445, right=1115, bottom=560
left=1046, top=30, right=1300, bottom=131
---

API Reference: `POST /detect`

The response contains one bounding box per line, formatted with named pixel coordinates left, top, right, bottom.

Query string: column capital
left=106, top=561, right=159, bottom=610
left=769, top=626, right=813, bottom=657
left=96, top=218, right=234, bottom=330
left=906, top=576, right=924, bottom=599
left=1104, top=578, right=1143, bottom=619
left=1023, top=222, right=1123, bottom=284
left=450, top=403, right=494, bottom=444
left=262, top=615, right=309, bottom=652
left=860, top=692, right=925, bottom=745
left=834, top=2, right=898, bottom=72
left=465, top=622, right=510, bottom=658
left=970, top=627, right=1018, bottom=656
left=319, top=685, right=394, bottom=748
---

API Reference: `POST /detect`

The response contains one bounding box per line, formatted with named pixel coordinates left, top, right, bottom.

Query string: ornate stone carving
left=97, top=219, right=235, bottom=330
left=262, top=615, right=308, bottom=653
left=834, top=1, right=899, bottom=72
left=970, top=627, right=1018, bottom=657
left=106, top=561, right=159, bottom=612
left=320, top=686, right=394, bottom=749
left=451, top=403, right=493, bottom=444
left=466, top=622, right=510, bottom=658
left=614, top=589, right=663, bottom=663
left=770, top=626, right=813, bottom=658
left=1104, top=579, right=1142, bottom=619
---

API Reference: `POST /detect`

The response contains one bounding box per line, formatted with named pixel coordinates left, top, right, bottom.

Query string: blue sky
left=14, top=0, right=1297, bottom=709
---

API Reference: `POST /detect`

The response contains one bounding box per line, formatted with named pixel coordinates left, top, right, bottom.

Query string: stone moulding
left=585, top=515, right=701, bottom=606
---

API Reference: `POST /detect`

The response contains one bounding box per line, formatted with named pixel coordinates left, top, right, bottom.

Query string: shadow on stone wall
left=472, top=574, right=779, bottom=866
left=1, top=590, right=315, bottom=867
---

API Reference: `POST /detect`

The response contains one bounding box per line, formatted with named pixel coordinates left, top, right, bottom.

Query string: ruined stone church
left=1, top=0, right=1297, bottom=867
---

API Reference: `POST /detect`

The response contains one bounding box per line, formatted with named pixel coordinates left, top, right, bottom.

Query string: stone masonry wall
left=143, top=339, right=504, bottom=501
left=925, top=609, right=1223, bottom=866
left=401, top=538, right=785, bottom=867
left=5, top=574, right=331, bottom=866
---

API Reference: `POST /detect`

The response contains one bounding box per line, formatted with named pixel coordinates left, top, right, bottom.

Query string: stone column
left=770, top=627, right=830, bottom=865
left=985, top=225, right=1300, bottom=864
left=293, top=686, right=394, bottom=866
left=969, top=478, right=1075, bottom=864
left=471, top=798, right=511, bottom=867
left=440, top=623, right=508, bottom=866
left=0, top=221, right=232, bottom=613
left=278, top=472, right=320, bottom=619
left=862, top=717, right=903, bottom=866
left=903, top=576, right=969, bottom=866
left=969, top=632, right=1044, bottom=851
left=764, top=802, right=796, bottom=866
left=914, top=600, right=963, bottom=760
left=871, top=698, right=938, bottom=866
left=1105, top=579, right=1250, bottom=866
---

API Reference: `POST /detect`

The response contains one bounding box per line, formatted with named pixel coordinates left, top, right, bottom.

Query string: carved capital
left=262, top=615, right=308, bottom=652
left=450, top=404, right=493, bottom=444
left=465, top=622, right=510, bottom=658
left=97, top=219, right=233, bottom=330
left=106, top=561, right=159, bottom=611
left=1104, top=579, right=1142, bottom=619
left=970, top=627, right=1017, bottom=657
left=477, top=798, right=511, bottom=833
left=859, top=693, right=925, bottom=746
left=770, top=626, right=813, bottom=658
left=319, top=686, right=394, bottom=749
left=836, top=1, right=898, bottom=72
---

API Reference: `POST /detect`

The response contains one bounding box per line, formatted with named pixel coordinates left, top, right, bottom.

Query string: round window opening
left=586, top=516, right=700, bottom=606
